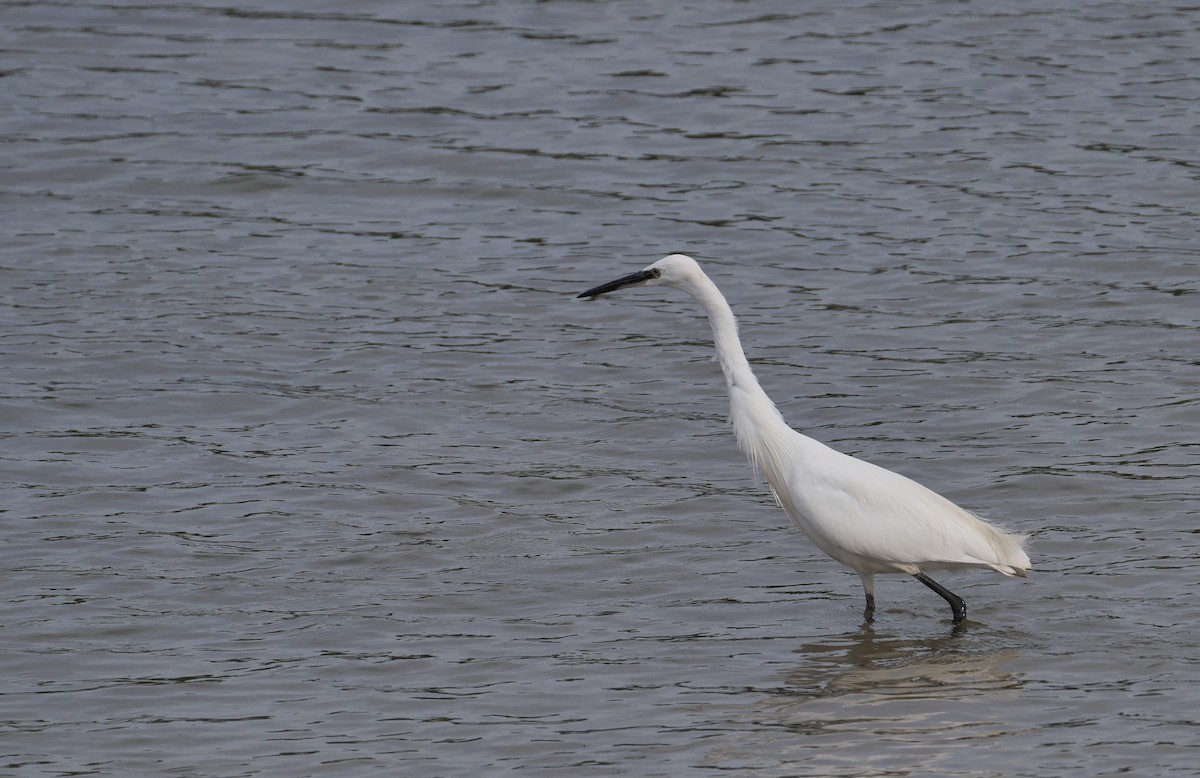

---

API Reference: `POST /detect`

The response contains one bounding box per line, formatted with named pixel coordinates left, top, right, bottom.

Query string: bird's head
left=577, top=253, right=702, bottom=299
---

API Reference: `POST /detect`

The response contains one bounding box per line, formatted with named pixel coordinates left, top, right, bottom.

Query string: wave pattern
left=1, top=1, right=1197, bottom=775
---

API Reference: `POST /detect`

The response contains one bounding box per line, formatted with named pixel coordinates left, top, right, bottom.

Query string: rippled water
left=2, top=1, right=1198, bottom=775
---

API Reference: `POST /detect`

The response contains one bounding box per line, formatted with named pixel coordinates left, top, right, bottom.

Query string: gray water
left=2, top=1, right=1198, bottom=776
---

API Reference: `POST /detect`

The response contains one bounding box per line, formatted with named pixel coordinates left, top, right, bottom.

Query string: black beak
left=577, top=268, right=659, bottom=299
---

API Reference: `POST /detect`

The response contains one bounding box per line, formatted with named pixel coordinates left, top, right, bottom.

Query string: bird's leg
left=858, top=571, right=876, bottom=621
left=913, top=572, right=967, bottom=624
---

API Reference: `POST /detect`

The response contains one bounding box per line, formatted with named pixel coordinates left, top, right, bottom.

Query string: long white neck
left=683, top=274, right=757, bottom=390
left=678, top=273, right=794, bottom=460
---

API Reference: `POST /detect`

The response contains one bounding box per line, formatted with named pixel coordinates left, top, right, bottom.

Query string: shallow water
left=2, top=1, right=1198, bottom=776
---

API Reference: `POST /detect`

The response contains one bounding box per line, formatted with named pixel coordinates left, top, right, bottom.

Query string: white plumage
left=579, top=253, right=1030, bottom=624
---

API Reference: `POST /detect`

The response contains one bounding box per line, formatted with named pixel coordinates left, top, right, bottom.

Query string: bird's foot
left=913, top=572, right=967, bottom=625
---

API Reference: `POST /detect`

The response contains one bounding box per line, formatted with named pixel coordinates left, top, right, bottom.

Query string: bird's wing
left=782, top=445, right=1028, bottom=572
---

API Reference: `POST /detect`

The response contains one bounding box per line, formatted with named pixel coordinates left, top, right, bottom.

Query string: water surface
left=2, top=1, right=1198, bottom=775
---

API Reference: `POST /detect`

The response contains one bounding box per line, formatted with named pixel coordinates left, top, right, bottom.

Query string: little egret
left=578, top=254, right=1030, bottom=624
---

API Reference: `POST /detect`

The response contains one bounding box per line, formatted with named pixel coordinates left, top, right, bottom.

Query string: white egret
left=578, top=254, right=1030, bottom=624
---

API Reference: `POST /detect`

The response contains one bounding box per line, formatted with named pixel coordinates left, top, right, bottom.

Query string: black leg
left=863, top=591, right=876, bottom=621
left=913, top=572, right=967, bottom=624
